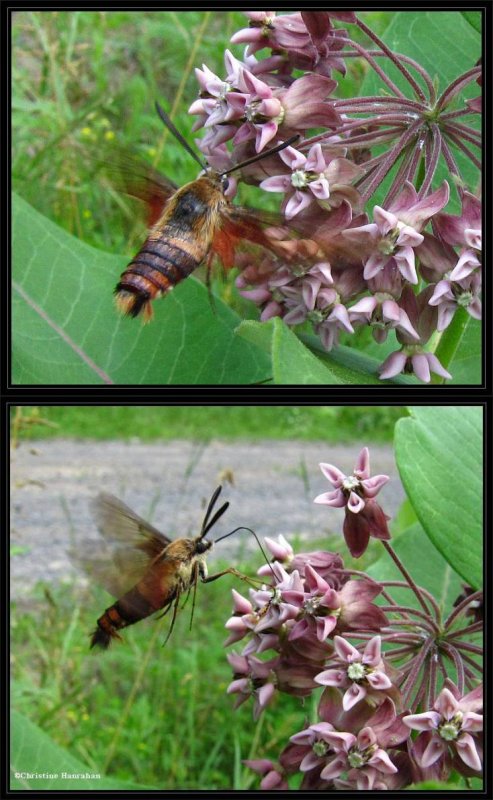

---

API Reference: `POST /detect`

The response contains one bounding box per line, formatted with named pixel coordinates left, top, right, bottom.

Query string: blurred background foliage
left=10, top=404, right=407, bottom=445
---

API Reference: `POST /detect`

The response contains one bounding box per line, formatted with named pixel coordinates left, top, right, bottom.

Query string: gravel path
left=10, top=439, right=404, bottom=600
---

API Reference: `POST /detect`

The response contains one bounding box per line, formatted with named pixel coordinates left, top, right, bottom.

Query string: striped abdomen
left=90, top=564, right=179, bottom=649
left=114, top=177, right=226, bottom=321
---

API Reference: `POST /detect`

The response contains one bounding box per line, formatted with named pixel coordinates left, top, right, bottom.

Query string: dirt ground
left=10, top=438, right=404, bottom=600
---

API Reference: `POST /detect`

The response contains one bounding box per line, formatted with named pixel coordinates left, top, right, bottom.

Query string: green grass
left=10, top=405, right=407, bottom=444
left=11, top=568, right=310, bottom=790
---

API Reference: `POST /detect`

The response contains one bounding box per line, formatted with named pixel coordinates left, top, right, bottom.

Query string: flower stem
left=441, top=642, right=465, bottom=694
left=444, top=591, right=483, bottom=627
left=355, top=18, right=428, bottom=102
left=381, top=541, right=433, bottom=616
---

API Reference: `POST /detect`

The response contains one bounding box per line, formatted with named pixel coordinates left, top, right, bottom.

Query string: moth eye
left=221, top=177, right=230, bottom=192
left=196, top=540, right=211, bottom=554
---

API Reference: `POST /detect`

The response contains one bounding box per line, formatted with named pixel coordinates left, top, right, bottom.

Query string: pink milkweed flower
left=299, top=12, right=355, bottom=77
left=227, top=68, right=284, bottom=152
left=342, top=181, right=449, bottom=284
left=314, top=448, right=391, bottom=557
left=229, top=74, right=340, bottom=153
left=260, top=142, right=362, bottom=219
left=333, top=751, right=413, bottom=790
left=378, top=285, right=452, bottom=383
left=319, top=697, right=409, bottom=782
left=226, top=652, right=279, bottom=720
left=320, top=725, right=398, bottom=782
left=315, top=635, right=393, bottom=710
left=428, top=271, right=482, bottom=331
left=415, top=232, right=481, bottom=331
left=189, top=50, right=250, bottom=129
left=243, top=759, right=288, bottom=791
left=349, top=293, right=420, bottom=344
left=313, top=298, right=355, bottom=352
left=403, top=682, right=483, bottom=774
left=283, top=572, right=388, bottom=642
left=230, top=11, right=311, bottom=56
left=314, top=448, right=389, bottom=513
left=433, top=190, right=482, bottom=252
left=288, top=722, right=336, bottom=773
left=282, top=564, right=342, bottom=643
left=379, top=348, right=452, bottom=383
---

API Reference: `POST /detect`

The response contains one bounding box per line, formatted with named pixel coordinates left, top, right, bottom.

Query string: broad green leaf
left=436, top=310, right=482, bottom=385
left=236, top=319, right=350, bottom=384
left=391, top=497, right=418, bottom=534
left=300, top=334, right=418, bottom=384
left=368, top=11, right=480, bottom=82
left=10, top=709, right=153, bottom=790
left=394, top=407, right=482, bottom=588
left=235, top=318, right=275, bottom=354
left=272, top=320, right=346, bottom=384
left=461, top=11, right=482, bottom=33
left=12, top=193, right=271, bottom=385
left=367, top=522, right=464, bottom=613
left=236, top=320, right=414, bottom=384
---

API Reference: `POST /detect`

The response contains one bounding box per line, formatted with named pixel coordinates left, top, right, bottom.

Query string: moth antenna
left=214, top=526, right=277, bottom=580
left=155, top=100, right=208, bottom=172
left=220, top=134, right=300, bottom=177
left=201, top=502, right=230, bottom=538
left=200, top=485, right=230, bottom=539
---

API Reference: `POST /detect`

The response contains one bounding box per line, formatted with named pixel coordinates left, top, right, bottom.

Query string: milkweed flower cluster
left=189, top=10, right=481, bottom=383
left=224, top=447, right=483, bottom=790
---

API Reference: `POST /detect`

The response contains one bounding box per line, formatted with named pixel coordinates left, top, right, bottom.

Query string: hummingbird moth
left=72, top=486, right=258, bottom=648
left=113, top=102, right=299, bottom=321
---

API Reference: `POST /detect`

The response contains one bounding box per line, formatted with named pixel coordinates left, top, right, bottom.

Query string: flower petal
left=412, top=353, right=431, bottom=383
left=403, top=711, right=441, bottom=731
left=313, top=488, right=346, bottom=507
left=368, top=747, right=398, bottom=774
left=362, top=635, right=381, bottom=664
left=361, top=474, right=389, bottom=497
left=255, top=120, right=278, bottom=152
left=394, top=246, right=418, bottom=283
left=347, top=491, right=365, bottom=513
left=456, top=732, right=482, bottom=771
left=342, top=683, right=367, bottom=710
left=259, top=174, right=292, bottom=193
left=285, top=190, right=313, bottom=219
left=319, top=462, right=346, bottom=486
left=315, top=668, right=347, bottom=687
left=366, top=670, right=392, bottom=690
left=334, top=634, right=360, bottom=661
left=420, top=735, right=447, bottom=768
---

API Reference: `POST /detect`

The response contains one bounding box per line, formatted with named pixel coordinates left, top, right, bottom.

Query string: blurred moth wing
left=70, top=492, right=171, bottom=599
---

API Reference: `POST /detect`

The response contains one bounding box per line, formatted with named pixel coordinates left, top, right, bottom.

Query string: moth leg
left=154, top=601, right=174, bottom=620
left=180, top=579, right=195, bottom=611
left=188, top=561, right=201, bottom=632
left=162, top=589, right=182, bottom=646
